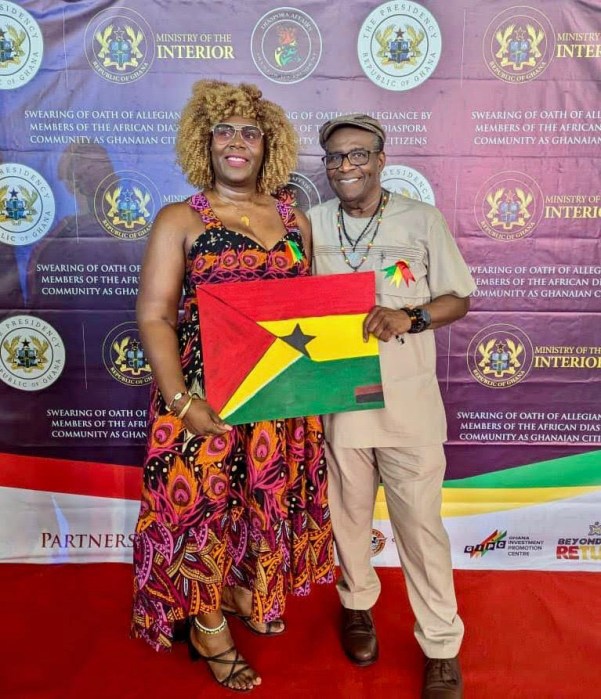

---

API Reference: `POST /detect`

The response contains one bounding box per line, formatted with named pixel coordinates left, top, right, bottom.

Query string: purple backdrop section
left=1, top=1, right=599, bottom=476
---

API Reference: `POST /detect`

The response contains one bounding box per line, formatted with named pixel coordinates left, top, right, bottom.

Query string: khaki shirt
left=308, top=193, right=477, bottom=448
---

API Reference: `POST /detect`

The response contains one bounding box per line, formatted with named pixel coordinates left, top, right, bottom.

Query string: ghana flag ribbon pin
left=197, top=272, right=385, bottom=425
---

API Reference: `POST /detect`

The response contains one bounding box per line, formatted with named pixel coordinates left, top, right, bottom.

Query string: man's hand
left=363, top=306, right=411, bottom=342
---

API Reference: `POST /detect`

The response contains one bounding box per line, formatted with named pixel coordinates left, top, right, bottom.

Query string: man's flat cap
left=318, top=113, right=386, bottom=148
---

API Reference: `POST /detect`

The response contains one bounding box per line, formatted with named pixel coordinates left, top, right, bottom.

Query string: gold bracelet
left=167, top=390, right=189, bottom=413
left=176, top=395, right=194, bottom=419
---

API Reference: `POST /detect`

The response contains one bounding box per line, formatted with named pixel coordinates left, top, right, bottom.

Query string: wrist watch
left=401, top=306, right=431, bottom=334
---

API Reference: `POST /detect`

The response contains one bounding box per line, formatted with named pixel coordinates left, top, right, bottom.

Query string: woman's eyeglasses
left=211, top=123, right=264, bottom=145
left=321, top=149, right=381, bottom=170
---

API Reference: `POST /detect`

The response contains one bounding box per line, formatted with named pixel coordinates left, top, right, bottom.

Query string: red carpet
left=0, top=565, right=598, bottom=698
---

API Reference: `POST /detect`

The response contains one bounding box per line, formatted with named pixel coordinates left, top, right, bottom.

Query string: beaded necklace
left=340, top=191, right=382, bottom=250
left=337, top=190, right=389, bottom=271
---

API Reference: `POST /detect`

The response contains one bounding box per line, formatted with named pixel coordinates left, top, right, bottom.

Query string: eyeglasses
left=321, top=149, right=381, bottom=170
left=211, top=122, right=264, bottom=145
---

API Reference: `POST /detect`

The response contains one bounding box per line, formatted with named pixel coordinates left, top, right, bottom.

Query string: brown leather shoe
left=340, top=607, right=379, bottom=666
left=422, top=656, right=463, bottom=698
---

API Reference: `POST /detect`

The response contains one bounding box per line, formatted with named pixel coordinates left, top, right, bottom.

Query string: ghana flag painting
left=197, top=272, right=384, bottom=425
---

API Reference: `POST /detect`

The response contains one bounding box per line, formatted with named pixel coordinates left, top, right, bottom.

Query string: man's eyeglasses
left=211, top=122, right=264, bottom=145
left=321, top=149, right=381, bottom=170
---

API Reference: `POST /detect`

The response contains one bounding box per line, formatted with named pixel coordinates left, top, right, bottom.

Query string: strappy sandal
left=187, top=618, right=256, bottom=692
left=172, top=620, right=188, bottom=643
left=221, top=606, right=286, bottom=637
left=188, top=640, right=255, bottom=692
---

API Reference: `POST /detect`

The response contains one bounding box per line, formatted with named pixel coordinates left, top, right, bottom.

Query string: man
left=308, top=114, right=476, bottom=698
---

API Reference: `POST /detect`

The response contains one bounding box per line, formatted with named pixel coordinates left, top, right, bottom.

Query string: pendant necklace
left=214, top=192, right=254, bottom=228
left=337, top=190, right=389, bottom=271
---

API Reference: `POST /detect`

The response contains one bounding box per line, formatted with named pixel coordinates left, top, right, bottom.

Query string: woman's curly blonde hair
left=176, top=80, right=298, bottom=195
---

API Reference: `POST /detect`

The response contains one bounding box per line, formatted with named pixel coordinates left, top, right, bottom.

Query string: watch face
left=420, top=308, right=431, bottom=325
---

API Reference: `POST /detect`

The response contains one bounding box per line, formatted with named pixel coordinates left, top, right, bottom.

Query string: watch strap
left=402, top=307, right=431, bottom=334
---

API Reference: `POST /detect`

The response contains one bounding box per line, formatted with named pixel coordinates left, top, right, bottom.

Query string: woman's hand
left=182, top=397, right=232, bottom=437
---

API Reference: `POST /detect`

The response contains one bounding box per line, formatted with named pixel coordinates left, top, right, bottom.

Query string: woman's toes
left=271, top=620, right=285, bottom=634
left=231, top=669, right=260, bottom=691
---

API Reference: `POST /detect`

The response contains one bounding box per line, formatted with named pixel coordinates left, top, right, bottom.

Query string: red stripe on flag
left=355, top=384, right=383, bottom=397
left=0, top=453, right=141, bottom=501
left=199, top=272, right=375, bottom=320
left=197, top=285, right=277, bottom=413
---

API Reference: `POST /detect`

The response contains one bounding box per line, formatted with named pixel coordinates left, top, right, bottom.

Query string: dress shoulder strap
left=273, top=187, right=299, bottom=233
left=188, top=191, right=220, bottom=227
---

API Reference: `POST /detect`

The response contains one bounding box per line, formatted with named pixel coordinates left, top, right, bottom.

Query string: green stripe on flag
left=444, top=450, right=601, bottom=489
left=224, top=355, right=383, bottom=425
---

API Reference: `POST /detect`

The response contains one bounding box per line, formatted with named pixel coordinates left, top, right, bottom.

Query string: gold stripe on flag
left=258, top=313, right=378, bottom=362
left=220, top=340, right=301, bottom=419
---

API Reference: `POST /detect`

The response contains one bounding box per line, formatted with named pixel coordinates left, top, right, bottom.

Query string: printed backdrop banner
left=0, top=1, right=600, bottom=569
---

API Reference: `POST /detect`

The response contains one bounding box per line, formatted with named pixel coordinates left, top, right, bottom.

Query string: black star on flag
left=280, top=323, right=316, bottom=357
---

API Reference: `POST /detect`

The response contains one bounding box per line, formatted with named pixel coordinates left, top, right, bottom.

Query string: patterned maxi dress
left=132, top=191, right=335, bottom=651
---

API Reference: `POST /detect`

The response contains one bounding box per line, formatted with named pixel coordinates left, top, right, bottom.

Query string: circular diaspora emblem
left=467, top=323, right=533, bottom=389
left=358, top=1, right=441, bottom=92
left=0, top=2, right=43, bottom=90
left=94, top=169, right=160, bottom=240
left=483, top=6, right=555, bottom=83
left=474, top=170, right=544, bottom=241
left=102, top=321, right=152, bottom=386
left=381, top=164, right=435, bottom=204
left=84, top=7, right=155, bottom=83
left=370, top=529, right=387, bottom=557
left=0, top=163, right=55, bottom=246
left=251, top=7, right=322, bottom=84
left=287, top=172, right=321, bottom=211
left=0, top=315, right=65, bottom=391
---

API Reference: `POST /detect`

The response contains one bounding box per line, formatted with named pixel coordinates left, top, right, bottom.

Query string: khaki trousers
left=325, top=443, right=464, bottom=659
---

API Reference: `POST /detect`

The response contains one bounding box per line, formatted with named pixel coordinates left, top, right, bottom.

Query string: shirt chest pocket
left=375, top=252, right=429, bottom=304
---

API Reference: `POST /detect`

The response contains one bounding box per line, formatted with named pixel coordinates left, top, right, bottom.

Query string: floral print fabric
left=131, top=192, right=334, bottom=651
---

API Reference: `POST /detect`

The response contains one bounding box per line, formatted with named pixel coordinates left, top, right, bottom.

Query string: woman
left=131, top=80, right=334, bottom=691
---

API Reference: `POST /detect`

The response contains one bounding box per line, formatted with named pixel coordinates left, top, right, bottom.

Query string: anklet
left=193, top=615, right=227, bottom=635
